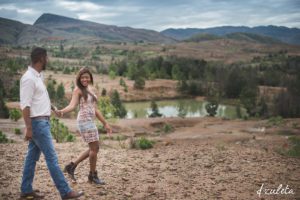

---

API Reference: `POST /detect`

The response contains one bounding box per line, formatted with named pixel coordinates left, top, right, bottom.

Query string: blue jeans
left=21, top=119, right=71, bottom=197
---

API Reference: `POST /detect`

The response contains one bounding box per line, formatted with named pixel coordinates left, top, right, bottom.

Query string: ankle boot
left=64, top=162, right=77, bottom=181
left=88, top=171, right=105, bottom=185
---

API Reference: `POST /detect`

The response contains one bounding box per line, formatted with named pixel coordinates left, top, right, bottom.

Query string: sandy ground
left=0, top=117, right=300, bottom=200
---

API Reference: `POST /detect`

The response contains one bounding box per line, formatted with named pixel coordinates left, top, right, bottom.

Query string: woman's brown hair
left=76, top=67, right=97, bottom=102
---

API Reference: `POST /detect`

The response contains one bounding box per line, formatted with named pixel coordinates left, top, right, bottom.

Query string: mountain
left=185, top=32, right=281, bottom=44
left=0, top=17, right=28, bottom=44
left=0, top=13, right=175, bottom=45
left=161, top=26, right=300, bottom=45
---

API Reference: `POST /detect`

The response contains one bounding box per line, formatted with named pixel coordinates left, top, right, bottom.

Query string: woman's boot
left=88, top=171, right=105, bottom=185
left=64, top=162, right=77, bottom=181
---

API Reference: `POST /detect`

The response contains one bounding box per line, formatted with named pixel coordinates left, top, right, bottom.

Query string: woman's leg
left=88, top=141, right=99, bottom=172
left=74, top=149, right=89, bottom=166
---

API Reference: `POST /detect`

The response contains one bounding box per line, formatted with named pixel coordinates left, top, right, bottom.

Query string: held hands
left=55, top=110, right=64, bottom=117
left=51, top=104, right=63, bottom=117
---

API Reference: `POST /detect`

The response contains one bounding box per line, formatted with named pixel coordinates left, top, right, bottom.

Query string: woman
left=58, top=67, right=112, bottom=185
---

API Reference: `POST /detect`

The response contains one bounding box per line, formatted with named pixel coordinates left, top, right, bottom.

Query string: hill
left=0, top=17, right=28, bottom=44
left=161, top=26, right=300, bottom=45
left=0, top=13, right=175, bottom=45
left=185, top=32, right=281, bottom=44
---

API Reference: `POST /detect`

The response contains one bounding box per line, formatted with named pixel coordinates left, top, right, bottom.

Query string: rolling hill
left=161, top=26, right=300, bottom=45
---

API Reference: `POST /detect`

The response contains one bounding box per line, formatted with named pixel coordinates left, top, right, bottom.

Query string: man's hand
left=24, top=127, right=32, bottom=141
left=54, top=110, right=63, bottom=117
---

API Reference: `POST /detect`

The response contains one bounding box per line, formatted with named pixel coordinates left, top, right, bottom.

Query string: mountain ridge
left=161, top=26, right=300, bottom=45
left=0, top=13, right=176, bottom=45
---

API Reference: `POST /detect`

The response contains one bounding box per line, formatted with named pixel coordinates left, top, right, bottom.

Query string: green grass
left=286, top=136, right=300, bottom=157
left=130, top=137, right=155, bottom=150
left=14, top=128, right=22, bottom=135
left=267, top=116, right=284, bottom=127
left=276, top=136, right=300, bottom=158
left=163, top=124, right=174, bottom=134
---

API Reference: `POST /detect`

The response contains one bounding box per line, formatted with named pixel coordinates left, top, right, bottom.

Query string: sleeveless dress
left=77, top=93, right=99, bottom=143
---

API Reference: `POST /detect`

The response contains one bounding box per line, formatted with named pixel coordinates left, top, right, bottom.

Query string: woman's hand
left=104, top=123, right=112, bottom=137
left=55, top=110, right=63, bottom=117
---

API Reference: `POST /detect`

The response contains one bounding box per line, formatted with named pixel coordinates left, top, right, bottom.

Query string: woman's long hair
left=76, top=67, right=97, bottom=102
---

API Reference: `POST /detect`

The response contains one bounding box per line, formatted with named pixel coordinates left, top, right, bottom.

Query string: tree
left=134, top=76, right=145, bottom=90
left=225, top=68, right=246, bottom=98
left=8, top=80, right=19, bottom=101
left=98, top=96, right=115, bottom=119
left=205, top=101, right=219, bottom=117
left=240, top=85, right=258, bottom=117
left=0, top=79, right=9, bottom=118
left=149, top=100, right=162, bottom=118
left=47, top=81, right=56, bottom=100
left=110, top=90, right=127, bottom=118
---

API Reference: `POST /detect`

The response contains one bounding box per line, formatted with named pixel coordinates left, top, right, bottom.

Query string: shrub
left=65, top=134, right=76, bottom=142
left=134, top=76, right=145, bottom=90
left=14, top=128, right=22, bottom=135
left=163, top=124, right=174, bottom=133
left=9, top=108, right=22, bottom=121
left=149, top=100, right=162, bottom=118
left=287, top=136, right=300, bottom=157
left=205, top=101, right=219, bottom=117
left=50, top=117, right=75, bottom=143
left=130, top=137, right=154, bottom=150
left=267, top=116, right=284, bottom=127
left=138, top=137, right=154, bottom=149
left=0, top=131, right=9, bottom=143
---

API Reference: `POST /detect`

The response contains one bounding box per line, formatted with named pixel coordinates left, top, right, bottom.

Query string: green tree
left=134, top=76, right=145, bottom=90
left=0, top=79, right=9, bottom=118
left=205, top=101, right=219, bottom=117
left=98, top=96, right=116, bottom=119
left=225, top=68, right=246, bottom=98
left=149, top=100, right=162, bottom=118
left=110, top=90, right=127, bottom=118
left=47, top=81, right=56, bottom=100
left=240, top=85, right=258, bottom=117
left=8, top=80, right=19, bottom=101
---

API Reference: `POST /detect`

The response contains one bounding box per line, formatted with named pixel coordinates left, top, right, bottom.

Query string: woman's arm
left=58, top=87, right=80, bottom=116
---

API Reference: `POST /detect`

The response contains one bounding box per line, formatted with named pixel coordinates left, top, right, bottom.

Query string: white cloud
left=0, top=0, right=299, bottom=30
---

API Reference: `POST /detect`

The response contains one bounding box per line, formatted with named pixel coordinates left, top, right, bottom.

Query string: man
left=20, top=47, right=84, bottom=199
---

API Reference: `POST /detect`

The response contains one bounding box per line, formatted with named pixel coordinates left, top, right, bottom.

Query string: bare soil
left=0, top=117, right=299, bottom=200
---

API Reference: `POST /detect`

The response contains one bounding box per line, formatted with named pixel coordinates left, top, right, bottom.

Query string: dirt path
left=0, top=117, right=299, bottom=199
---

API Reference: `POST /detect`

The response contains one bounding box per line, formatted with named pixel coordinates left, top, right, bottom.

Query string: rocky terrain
left=0, top=117, right=299, bottom=200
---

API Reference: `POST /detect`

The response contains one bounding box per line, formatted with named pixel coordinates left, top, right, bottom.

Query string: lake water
left=124, top=99, right=245, bottom=119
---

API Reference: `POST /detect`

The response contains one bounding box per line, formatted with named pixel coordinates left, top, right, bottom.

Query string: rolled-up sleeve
left=20, top=77, right=35, bottom=110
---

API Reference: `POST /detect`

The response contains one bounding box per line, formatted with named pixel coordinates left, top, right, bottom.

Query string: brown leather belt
left=31, top=116, right=50, bottom=120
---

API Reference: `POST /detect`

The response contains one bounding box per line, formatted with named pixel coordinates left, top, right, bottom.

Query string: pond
left=124, top=99, right=246, bottom=119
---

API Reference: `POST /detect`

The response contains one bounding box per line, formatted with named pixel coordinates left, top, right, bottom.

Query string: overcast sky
left=0, top=0, right=299, bottom=31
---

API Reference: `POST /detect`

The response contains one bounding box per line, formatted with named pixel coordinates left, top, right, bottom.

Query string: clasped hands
left=54, top=110, right=64, bottom=117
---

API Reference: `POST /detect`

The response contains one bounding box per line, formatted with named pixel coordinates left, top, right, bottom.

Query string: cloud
left=0, top=0, right=299, bottom=30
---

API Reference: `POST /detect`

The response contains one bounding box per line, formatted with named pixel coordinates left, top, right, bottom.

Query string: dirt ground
left=0, top=117, right=299, bottom=200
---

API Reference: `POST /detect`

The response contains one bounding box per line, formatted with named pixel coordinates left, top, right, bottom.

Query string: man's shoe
left=62, top=191, right=84, bottom=199
left=88, top=171, right=105, bottom=185
left=64, top=162, right=77, bottom=181
left=20, top=191, right=45, bottom=199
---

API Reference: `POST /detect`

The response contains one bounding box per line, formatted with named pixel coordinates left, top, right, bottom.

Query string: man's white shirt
left=20, top=66, right=51, bottom=117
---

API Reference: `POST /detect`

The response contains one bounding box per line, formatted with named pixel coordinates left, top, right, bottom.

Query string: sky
left=0, top=0, right=299, bottom=31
